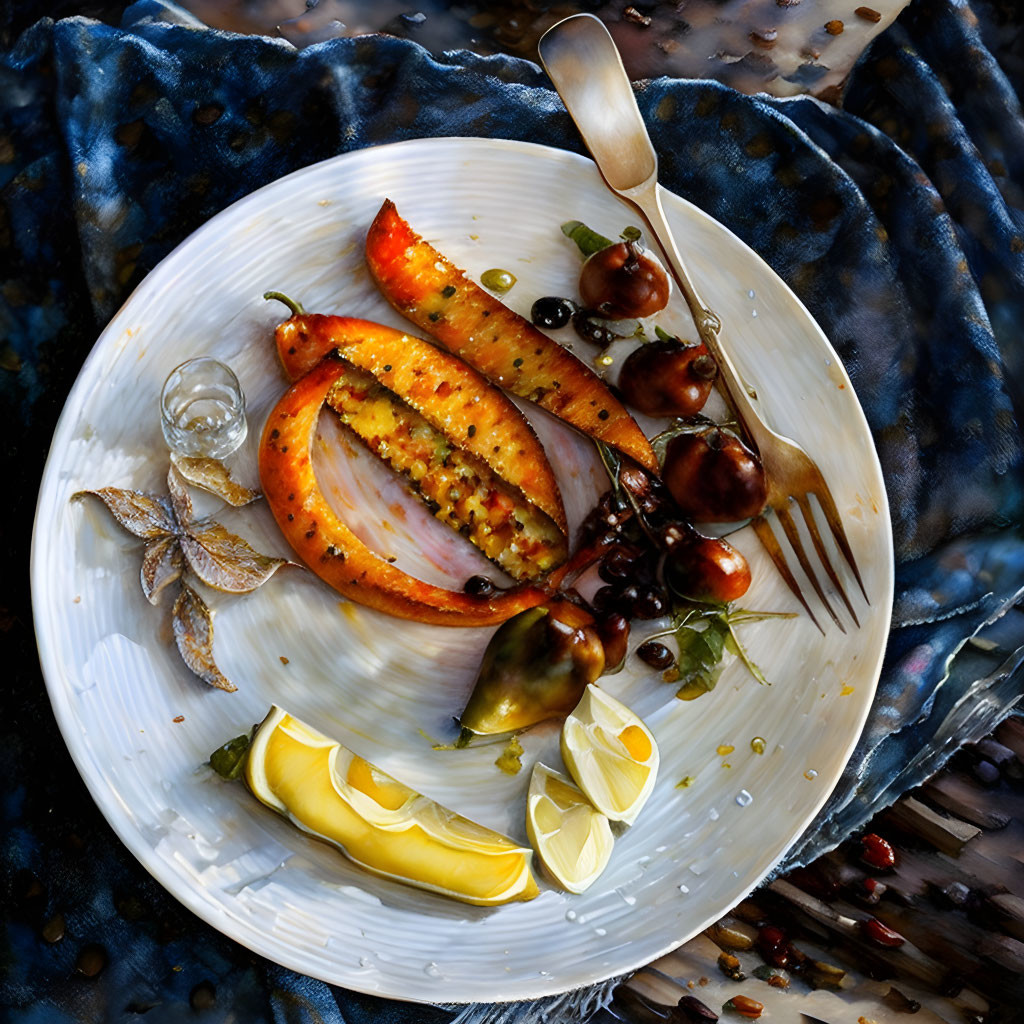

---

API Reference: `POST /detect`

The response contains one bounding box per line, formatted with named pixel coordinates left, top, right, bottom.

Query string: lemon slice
left=244, top=706, right=538, bottom=906
left=560, top=684, right=659, bottom=826
left=526, top=762, right=613, bottom=894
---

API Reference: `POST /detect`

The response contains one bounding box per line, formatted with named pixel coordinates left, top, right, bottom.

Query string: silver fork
left=538, top=13, right=868, bottom=631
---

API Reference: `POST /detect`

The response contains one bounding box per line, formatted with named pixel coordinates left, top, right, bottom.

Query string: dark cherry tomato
left=572, top=308, right=618, bottom=348
left=637, top=640, right=675, bottom=669
left=662, top=426, right=767, bottom=522
left=618, top=339, right=717, bottom=418
left=665, top=532, right=752, bottom=604
left=531, top=296, right=577, bottom=330
left=597, top=612, right=630, bottom=670
left=579, top=241, right=669, bottom=319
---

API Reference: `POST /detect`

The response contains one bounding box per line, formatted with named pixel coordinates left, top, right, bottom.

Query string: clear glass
left=160, top=357, right=247, bottom=459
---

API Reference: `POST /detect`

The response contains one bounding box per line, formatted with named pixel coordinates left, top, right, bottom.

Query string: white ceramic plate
left=32, top=138, right=893, bottom=1004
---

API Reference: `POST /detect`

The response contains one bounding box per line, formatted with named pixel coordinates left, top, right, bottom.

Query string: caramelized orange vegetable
left=274, top=313, right=566, bottom=537
left=259, top=359, right=556, bottom=626
left=364, top=200, right=658, bottom=473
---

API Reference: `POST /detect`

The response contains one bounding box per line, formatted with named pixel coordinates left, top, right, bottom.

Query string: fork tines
left=752, top=495, right=868, bottom=635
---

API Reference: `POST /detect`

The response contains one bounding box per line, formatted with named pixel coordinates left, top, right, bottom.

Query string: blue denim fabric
left=3, top=0, right=1023, bottom=1019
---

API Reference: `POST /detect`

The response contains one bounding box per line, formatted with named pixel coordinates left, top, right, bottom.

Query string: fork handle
left=624, top=181, right=769, bottom=453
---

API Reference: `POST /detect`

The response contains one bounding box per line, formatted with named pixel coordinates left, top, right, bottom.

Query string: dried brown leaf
left=170, top=453, right=260, bottom=507
left=167, top=465, right=194, bottom=527
left=181, top=521, right=287, bottom=593
left=74, top=488, right=177, bottom=539
left=172, top=582, right=236, bottom=691
left=141, top=536, right=184, bottom=605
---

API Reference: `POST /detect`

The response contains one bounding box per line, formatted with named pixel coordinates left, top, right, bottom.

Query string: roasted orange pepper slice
left=259, top=358, right=557, bottom=626
left=364, top=199, right=658, bottom=473
left=272, top=312, right=566, bottom=538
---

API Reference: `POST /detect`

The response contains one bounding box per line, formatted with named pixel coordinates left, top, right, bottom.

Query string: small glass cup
left=160, top=357, right=247, bottom=460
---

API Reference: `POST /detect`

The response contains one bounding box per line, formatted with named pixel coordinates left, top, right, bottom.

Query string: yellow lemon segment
left=526, top=762, right=613, bottom=894
left=244, top=706, right=538, bottom=906
left=560, top=684, right=659, bottom=826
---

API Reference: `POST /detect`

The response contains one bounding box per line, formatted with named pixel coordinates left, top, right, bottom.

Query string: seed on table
left=723, top=995, right=763, bottom=1019
left=190, top=980, right=217, bottom=1011
left=706, top=917, right=757, bottom=950
left=41, top=913, right=65, bottom=944
left=860, top=917, right=905, bottom=947
left=859, top=831, right=896, bottom=870
left=75, top=943, right=107, bottom=977
left=824, top=19, right=844, bottom=34
left=676, top=994, right=720, bottom=1022
left=855, top=5, right=882, bottom=21
left=717, top=951, right=744, bottom=980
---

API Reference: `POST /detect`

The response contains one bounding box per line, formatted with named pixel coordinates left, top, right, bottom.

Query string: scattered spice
left=750, top=737, right=766, bottom=755
left=676, top=775, right=696, bottom=789
left=716, top=744, right=735, bottom=757
left=279, top=656, right=289, bottom=665
left=495, top=735, right=524, bottom=775
left=824, top=19, right=844, bottom=35
left=172, top=715, right=185, bottom=723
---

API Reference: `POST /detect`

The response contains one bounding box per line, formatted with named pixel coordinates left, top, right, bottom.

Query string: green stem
left=263, top=291, right=306, bottom=317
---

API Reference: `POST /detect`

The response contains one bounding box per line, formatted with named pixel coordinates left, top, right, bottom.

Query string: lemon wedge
left=560, top=684, right=659, bottom=826
left=244, top=706, right=538, bottom=906
left=526, top=762, right=613, bottom=894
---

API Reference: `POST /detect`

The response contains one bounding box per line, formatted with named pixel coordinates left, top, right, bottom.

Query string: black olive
left=631, top=586, right=668, bottom=620
left=531, top=296, right=576, bottom=330
left=464, top=575, right=495, bottom=597
left=572, top=309, right=618, bottom=348
left=637, top=640, right=675, bottom=669
left=598, top=545, right=638, bottom=583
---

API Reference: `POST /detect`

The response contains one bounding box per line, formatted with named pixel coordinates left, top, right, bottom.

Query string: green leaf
left=561, top=220, right=614, bottom=257
left=209, top=733, right=251, bottom=780
left=674, top=616, right=728, bottom=697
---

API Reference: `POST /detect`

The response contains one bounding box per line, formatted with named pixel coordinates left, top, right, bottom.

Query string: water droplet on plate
left=358, top=956, right=372, bottom=968
left=565, top=909, right=577, bottom=922
left=594, top=927, right=607, bottom=936
left=736, top=789, right=753, bottom=807
left=679, top=883, right=690, bottom=894
left=751, top=309, right=758, bottom=318
left=804, top=768, right=819, bottom=780
left=709, top=807, right=720, bottom=821
left=748, top=289, right=755, bottom=299
left=424, top=962, right=442, bottom=978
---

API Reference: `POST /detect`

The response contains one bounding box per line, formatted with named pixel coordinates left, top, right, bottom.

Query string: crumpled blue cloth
left=3, top=0, right=1024, bottom=1020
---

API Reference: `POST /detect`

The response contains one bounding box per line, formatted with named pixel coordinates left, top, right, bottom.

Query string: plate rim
left=30, top=135, right=894, bottom=1003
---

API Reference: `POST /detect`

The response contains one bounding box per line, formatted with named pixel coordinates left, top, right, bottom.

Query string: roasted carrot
left=273, top=313, right=566, bottom=537
left=364, top=199, right=658, bottom=473
left=259, top=359, right=556, bottom=626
